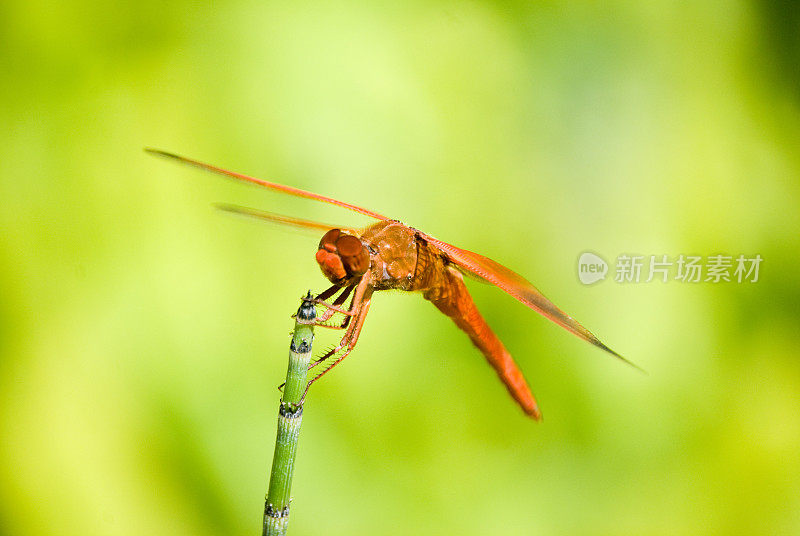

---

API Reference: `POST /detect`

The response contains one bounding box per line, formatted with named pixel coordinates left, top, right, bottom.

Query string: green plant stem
left=263, top=292, right=316, bottom=536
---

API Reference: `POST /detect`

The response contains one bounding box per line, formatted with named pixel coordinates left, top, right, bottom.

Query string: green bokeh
left=1, top=1, right=798, bottom=535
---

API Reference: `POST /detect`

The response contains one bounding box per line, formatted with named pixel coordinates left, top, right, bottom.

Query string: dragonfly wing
left=420, top=233, right=641, bottom=370
left=146, top=148, right=391, bottom=221
left=214, top=203, right=358, bottom=234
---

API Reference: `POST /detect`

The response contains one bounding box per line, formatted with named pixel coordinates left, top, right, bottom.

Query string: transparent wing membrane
left=146, top=148, right=390, bottom=220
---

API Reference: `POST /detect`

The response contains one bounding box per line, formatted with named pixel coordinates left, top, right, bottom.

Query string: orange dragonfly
left=147, top=148, right=638, bottom=419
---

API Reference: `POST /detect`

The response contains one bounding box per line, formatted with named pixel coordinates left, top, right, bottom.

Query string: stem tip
left=297, top=291, right=317, bottom=323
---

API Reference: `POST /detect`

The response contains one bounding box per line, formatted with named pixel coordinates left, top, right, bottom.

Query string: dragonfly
left=147, top=148, right=639, bottom=419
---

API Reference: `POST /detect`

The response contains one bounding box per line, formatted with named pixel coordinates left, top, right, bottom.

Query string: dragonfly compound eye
left=316, top=228, right=347, bottom=282
left=319, top=228, right=341, bottom=252
left=335, top=234, right=369, bottom=277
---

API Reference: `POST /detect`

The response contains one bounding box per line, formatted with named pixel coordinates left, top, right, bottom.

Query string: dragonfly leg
left=335, top=284, right=360, bottom=329
left=308, top=346, right=339, bottom=370
left=311, top=275, right=366, bottom=327
left=275, top=310, right=351, bottom=393
left=299, top=346, right=356, bottom=404
left=314, top=284, right=341, bottom=302
left=307, top=282, right=365, bottom=365
left=306, top=297, right=364, bottom=368
left=314, top=284, right=355, bottom=323
left=300, top=288, right=372, bottom=403
left=311, top=300, right=355, bottom=317
left=309, top=321, right=349, bottom=331
left=277, top=283, right=353, bottom=390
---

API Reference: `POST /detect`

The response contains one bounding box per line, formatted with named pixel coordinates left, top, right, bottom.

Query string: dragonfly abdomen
left=422, top=265, right=541, bottom=419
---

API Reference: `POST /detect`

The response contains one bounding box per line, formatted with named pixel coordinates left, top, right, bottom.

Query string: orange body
left=355, top=221, right=540, bottom=417
left=148, top=148, right=637, bottom=419
left=421, top=262, right=541, bottom=418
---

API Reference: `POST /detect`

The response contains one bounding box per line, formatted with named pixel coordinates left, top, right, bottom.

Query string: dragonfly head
left=316, top=229, right=370, bottom=284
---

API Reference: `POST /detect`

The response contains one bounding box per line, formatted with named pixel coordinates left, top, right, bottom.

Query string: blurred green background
left=1, top=1, right=799, bottom=534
